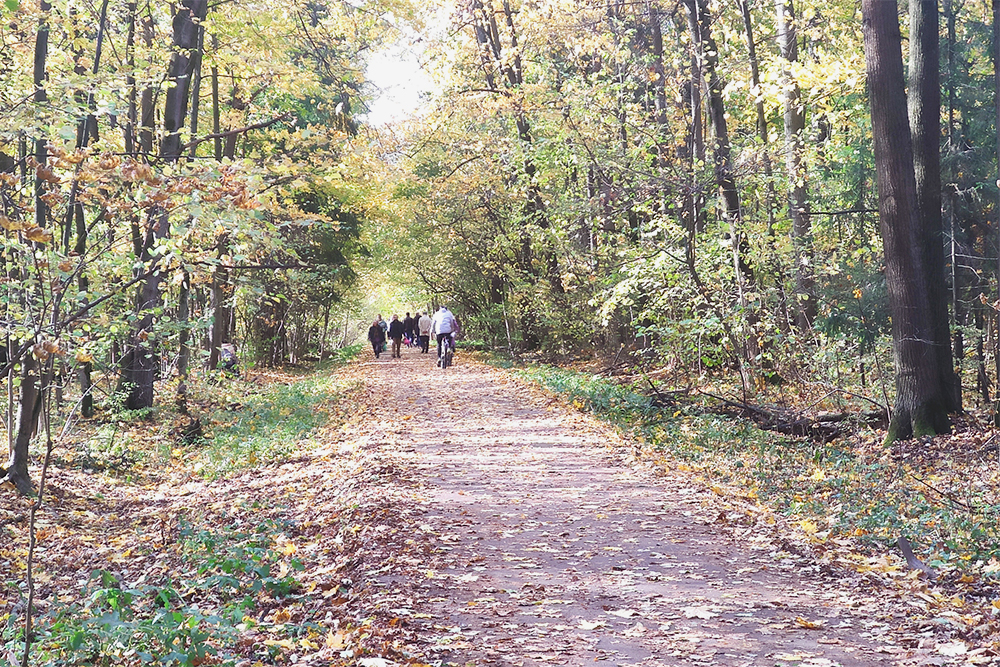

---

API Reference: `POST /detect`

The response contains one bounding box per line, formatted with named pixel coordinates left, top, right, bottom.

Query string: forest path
left=351, top=346, right=908, bottom=667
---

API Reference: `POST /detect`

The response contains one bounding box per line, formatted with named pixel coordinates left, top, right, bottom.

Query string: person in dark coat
left=376, top=314, right=388, bottom=352
left=388, top=314, right=405, bottom=358
left=402, top=312, right=415, bottom=346
left=367, top=320, right=386, bottom=359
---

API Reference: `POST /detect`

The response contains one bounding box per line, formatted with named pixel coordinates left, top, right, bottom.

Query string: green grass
left=514, top=364, right=1000, bottom=572
left=193, top=344, right=362, bottom=478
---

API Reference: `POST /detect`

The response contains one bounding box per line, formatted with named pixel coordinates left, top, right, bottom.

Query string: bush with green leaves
left=2, top=518, right=304, bottom=666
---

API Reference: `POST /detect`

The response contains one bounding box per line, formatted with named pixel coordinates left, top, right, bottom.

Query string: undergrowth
left=2, top=516, right=307, bottom=666
left=55, top=345, right=364, bottom=480
left=516, top=365, right=1000, bottom=574
left=2, top=348, right=363, bottom=666
left=193, top=344, right=362, bottom=477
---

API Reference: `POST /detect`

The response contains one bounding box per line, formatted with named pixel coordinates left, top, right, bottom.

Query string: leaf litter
left=2, top=351, right=1000, bottom=665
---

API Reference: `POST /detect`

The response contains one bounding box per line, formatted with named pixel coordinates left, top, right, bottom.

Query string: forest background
left=6, top=0, right=1000, bottom=661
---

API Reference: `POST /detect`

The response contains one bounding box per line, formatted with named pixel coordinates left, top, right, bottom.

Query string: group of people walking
left=367, top=307, right=459, bottom=362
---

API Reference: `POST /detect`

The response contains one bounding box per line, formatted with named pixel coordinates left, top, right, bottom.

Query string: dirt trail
left=350, top=346, right=910, bottom=667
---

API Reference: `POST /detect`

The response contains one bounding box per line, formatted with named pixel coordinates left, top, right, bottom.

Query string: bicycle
left=438, top=334, right=454, bottom=369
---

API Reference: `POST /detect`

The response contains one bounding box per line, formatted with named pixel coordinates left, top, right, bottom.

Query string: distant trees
left=383, top=0, right=992, bottom=440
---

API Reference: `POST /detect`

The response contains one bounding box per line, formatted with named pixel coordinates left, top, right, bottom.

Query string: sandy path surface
left=351, top=346, right=905, bottom=666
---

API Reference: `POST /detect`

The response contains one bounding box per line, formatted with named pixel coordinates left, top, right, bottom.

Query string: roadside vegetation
left=2, top=350, right=374, bottom=667
left=514, top=364, right=1000, bottom=578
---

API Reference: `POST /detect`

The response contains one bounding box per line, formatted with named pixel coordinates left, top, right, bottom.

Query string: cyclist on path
left=431, top=306, right=459, bottom=365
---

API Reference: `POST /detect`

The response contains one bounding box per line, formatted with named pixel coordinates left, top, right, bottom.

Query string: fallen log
left=695, top=390, right=886, bottom=442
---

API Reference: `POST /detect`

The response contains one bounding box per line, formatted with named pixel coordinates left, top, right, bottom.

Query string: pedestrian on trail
left=402, top=312, right=415, bottom=346
left=417, top=311, right=433, bottom=353
left=376, top=314, right=388, bottom=352
left=367, top=320, right=386, bottom=359
left=388, top=314, right=405, bottom=358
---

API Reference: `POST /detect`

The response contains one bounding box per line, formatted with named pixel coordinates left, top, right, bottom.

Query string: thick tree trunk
left=776, top=0, right=816, bottom=329
left=162, top=0, right=207, bottom=158
left=862, top=0, right=951, bottom=441
left=910, top=0, right=960, bottom=413
left=188, top=25, right=205, bottom=159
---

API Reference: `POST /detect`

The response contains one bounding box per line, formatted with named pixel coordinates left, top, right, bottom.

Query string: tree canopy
left=4, top=0, right=1000, bottom=473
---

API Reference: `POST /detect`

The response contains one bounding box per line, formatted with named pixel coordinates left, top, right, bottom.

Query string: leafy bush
left=2, top=519, right=303, bottom=666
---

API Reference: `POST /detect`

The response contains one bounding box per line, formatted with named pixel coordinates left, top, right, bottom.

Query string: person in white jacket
left=431, top=306, right=458, bottom=363
left=417, top=311, right=433, bottom=353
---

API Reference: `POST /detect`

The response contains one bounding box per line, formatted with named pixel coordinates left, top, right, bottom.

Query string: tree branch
left=179, top=113, right=293, bottom=153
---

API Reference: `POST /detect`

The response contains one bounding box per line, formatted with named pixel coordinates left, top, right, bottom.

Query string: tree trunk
left=121, top=0, right=207, bottom=409
left=208, top=236, right=231, bottom=369
left=162, top=0, right=208, bottom=159
left=910, top=0, right=960, bottom=413
left=862, top=0, right=951, bottom=441
left=211, top=34, right=222, bottom=159
left=993, top=0, right=1000, bottom=410
left=139, top=3, right=155, bottom=156
left=177, top=269, right=191, bottom=378
left=776, top=0, right=816, bottom=329
left=5, top=352, right=40, bottom=495
left=6, top=0, right=53, bottom=494
left=683, top=0, right=742, bottom=236
left=647, top=2, right=670, bottom=214
left=684, top=0, right=753, bottom=373
left=66, top=0, right=108, bottom=418
left=188, top=24, right=205, bottom=159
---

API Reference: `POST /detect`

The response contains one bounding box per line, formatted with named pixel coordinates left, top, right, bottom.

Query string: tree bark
left=909, top=0, right=960, bottom=413
left=161, top=0, right=208, bottom=159
left=121, top=0, right=207, bottom=409
left=862, top=0, right=951, bottom=441
left=209, top=236, right=232, bottom=369
left=139, top=1, right=155, bottom=156
left=6, top=352, right=40, bottom=495
left=5, top=0, right=53, bottom=494
left=177, top=269, right=191, bottom=378
left=993, top=0, right=1000, bottom=410
left=776, top=0, right=815, bottom=329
